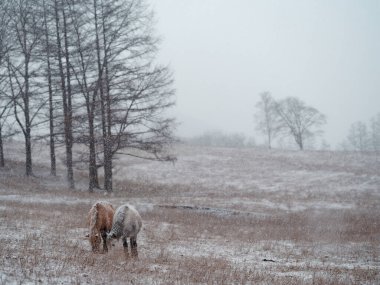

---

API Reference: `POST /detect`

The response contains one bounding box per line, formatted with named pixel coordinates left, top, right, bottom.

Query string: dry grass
left=0, top=144, right=379, bottom=284
left=0, top=194, right=378, bottom=284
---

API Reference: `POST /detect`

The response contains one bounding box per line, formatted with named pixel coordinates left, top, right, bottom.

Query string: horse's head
left=89, top=233, right=101, bottom=252
left=106, top=232, right=117, bottom=240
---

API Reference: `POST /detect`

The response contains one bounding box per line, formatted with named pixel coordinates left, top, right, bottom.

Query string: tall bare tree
left=275, top=97, right=326, bottom=150
left=1, top=0, right=176, bottom=190
left=254, top=92, right=281, bottom=149
left=0, top=100, right=14, bottom=167
left=53, top=0, right=75, bottom=187
left=66, top=0, right=175, bottom=192
left=66, top=0, right=101, bottom=191
left=7, top=0, right=46, bottom=176
left=93, top=0, right=110, bottom=191
left=0, top=2, right=12, bottom=167
left=62, top=0, right=75, bottom=186
left=41, top=0, right=57, bottom=176
left=94, top=0, right=176, bottom=192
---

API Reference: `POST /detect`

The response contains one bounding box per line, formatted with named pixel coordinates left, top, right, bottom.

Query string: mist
left=149, top=0, right=380, bottom=148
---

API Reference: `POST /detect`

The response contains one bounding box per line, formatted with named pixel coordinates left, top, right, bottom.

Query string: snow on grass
left=1, top=141, right=379, bottom=284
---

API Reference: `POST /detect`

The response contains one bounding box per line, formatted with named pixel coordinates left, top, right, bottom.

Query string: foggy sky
left=149, top=0, right=380, bottom=148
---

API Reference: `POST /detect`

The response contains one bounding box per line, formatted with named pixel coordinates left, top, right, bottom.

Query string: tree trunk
left=67, top=0, right=100, bottom=192
left=61, top=0, right=74, bottom=188
left=0, top=126, right=4, bottom=167
left=296, top=135, right=303, bottom=150
left=7, top=48, right=33, bottom=176
left=25, top=128, right=33, bottom=176
left=88, top=112, right=99, bottom=192
left=267, top=132, right=272, bottom=150
left=23, top=46, right=32, bottom=176
left=54, top=0, right=74, bottom=188
left=43, top=0, right=56, bottom=176
left=94, top=0, right=112, bottom=192
left=102, top=1, right=113, bottom=192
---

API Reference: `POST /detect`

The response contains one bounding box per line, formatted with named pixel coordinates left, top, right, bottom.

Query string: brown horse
left=87, top=201, right=115, bottom=253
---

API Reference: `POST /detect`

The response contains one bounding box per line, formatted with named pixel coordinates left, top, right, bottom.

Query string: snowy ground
left=0, top=142, right=379, bottom=284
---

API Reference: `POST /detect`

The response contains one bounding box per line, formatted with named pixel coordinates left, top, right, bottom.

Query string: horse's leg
left=101, top=230, right=108, bottom=253
left=122, top=236, right=130, bottom=259
left=130, top=237, right=138, bottom=258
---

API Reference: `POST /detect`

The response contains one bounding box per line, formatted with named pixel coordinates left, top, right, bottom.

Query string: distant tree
left=347, top=121, right=370, bottom=152
left=254, top=92, right=281, bottom=149
left=319, top=139, right=331, bottom=151
left=370, top=113, right=380, bottom=153
left=275, top=97, right=326, bottom=150
left=187, top=131, right=248, bottom=148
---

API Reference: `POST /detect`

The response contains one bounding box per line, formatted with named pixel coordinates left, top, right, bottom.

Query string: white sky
left=149, top=0, right=380, bottom=147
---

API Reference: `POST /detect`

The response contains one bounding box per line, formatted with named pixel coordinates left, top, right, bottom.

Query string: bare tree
left=93, top=0, right=110, bottom=191
left=6, top=0, right=47, bottom=176
left=275, top=97, right=326, bottom=150
left=41, top=0, right=57, bottom=176
left=0, top=91, right=19, bottom=169
left=62, top=0, right=75, bottom=186
left=66, top=0, right=102, bottom=191
left=0, top=2, right=12, bottom=167
left=0, top=99, right=13, bottom=167
left=0, top=2, right=11, bottom=71
left=1, top=0, right=176, bottom=191
left=53, top=0, right=75, bottom=187
left=370, top=113, right=380, bottom=153
left=80, top=0, right=176, bottom=192
left=347, top=121, right=369, bottom=152
left=254, top=92, right=281, bottom=149
left=107, top=64, right=176, bottom=160
left=64, top=0, right=176, bottom=192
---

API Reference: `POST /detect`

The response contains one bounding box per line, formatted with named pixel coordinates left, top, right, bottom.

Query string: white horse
left=107, top=204, right=142, bottom=258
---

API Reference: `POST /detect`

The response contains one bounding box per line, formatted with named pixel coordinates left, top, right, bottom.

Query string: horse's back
left=96, top=201, right=115, bottom=231
left=114, top=204, right=142, bottom=238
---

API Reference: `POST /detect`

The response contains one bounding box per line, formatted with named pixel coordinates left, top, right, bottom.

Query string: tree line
left=254, top=92, right=380, bottom=152
left=185, top=131, right=256, bottom=148
left=0, top=0, right=176, bottom=192
left=341, top=114, right=380, bottom=152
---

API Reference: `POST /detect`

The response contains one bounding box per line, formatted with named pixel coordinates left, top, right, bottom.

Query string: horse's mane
left=88, top=203, right=99, bottom=235
left=111, top=205, right=129, bottom=239
left=89, top=201, right=113, bottom=233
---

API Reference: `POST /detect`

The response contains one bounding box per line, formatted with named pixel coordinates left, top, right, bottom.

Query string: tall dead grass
left=1, top=146, right=379, bottom=284
left=1, top=193, right=379, bottom=284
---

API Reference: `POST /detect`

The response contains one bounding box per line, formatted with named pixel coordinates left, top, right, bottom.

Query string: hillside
left=0, top=142, right=379, bottom=284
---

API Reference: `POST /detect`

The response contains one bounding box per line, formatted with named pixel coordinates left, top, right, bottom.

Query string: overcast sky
left=149, top=0, right=380, bottom=148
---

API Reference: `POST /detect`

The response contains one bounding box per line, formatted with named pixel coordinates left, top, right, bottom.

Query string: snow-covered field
left=0, top=142, right=379, bottom=284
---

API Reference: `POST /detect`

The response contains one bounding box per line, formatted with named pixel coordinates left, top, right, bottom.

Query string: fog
left=149, top=0, right=380, bottom=148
